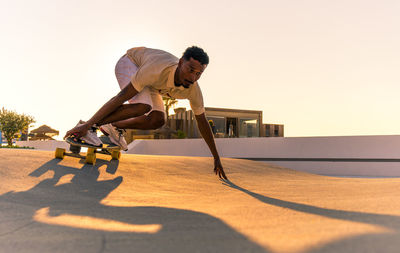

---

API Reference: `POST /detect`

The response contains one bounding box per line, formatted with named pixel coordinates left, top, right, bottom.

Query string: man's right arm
left=64, top=83, right=138, bottom=139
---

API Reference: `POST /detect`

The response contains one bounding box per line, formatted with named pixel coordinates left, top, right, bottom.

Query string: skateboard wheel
left=55, top=148, right=65, bottom=159
left=85, top=153, right=96, bottom=164
left=87, top=148, right=95, bottom=155
left=111, top=150, right=121, bottom=160
left=70, top=145, right=81, bottom=154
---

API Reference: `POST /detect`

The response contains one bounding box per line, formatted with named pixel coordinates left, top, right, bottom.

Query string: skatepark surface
left=1, top=149, right=400, bottom=253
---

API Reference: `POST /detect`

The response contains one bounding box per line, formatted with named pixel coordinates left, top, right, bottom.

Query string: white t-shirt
left=126, top=47, right=205, bottom=115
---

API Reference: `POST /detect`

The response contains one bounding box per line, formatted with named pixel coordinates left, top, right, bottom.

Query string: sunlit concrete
left=34, top=207, right=162, bottom=233
left=1, top=149, right=400, bottom=253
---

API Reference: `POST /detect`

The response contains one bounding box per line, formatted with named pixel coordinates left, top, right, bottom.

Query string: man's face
left=177, top=57, right=207, bottom=88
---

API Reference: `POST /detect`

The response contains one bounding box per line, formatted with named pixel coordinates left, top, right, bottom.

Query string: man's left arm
left=195, top=113, right=228, bottom=179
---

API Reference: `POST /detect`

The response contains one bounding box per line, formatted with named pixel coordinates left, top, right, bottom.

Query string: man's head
left=175, top=46, right=209, bottom=88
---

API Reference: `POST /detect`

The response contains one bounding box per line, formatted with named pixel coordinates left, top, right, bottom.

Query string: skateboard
left=55, top=136, right=121, bottom=165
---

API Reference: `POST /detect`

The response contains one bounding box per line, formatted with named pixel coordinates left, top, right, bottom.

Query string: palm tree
left=155, top=97, right=178, bottom=139
left=163, top=97, right=178, bottom=127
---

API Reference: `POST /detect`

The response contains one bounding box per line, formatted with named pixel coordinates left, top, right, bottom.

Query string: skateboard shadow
left=222, top=180, right=400, bottom=253
left=0, top=159, right=267, bottom=253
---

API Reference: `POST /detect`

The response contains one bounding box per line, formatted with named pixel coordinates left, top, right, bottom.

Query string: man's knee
left=149, top=112, right=165, bottom=129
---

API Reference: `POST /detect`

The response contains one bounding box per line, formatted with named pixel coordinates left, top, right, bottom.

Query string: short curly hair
left=182, top=46, right=209, bottom=65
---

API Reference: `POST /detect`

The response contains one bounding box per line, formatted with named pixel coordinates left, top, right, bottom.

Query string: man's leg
left=96, top=103, right=151, bottom=126
left=111, top=111, right=165, bottom=130
left=95, top=54, right=154, bottom=150
left=98, top=110, right=164, bottom=151
left=99, top=54, right=165, bottom=149
left=110, top=85, right=167, bottom=130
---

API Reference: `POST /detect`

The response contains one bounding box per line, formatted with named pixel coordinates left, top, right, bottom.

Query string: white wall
left=16, top=140, right=69, bottom=150
left=127, top=135, right=400, bottom=177
left=127, top=135, right=400, bottom=159
left=17, top=136, right=400, bottom=177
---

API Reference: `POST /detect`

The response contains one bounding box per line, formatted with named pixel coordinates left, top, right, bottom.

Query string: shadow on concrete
left=222, top=180, right=400, bottom=253
left=0, top=159, right=267, bottom=253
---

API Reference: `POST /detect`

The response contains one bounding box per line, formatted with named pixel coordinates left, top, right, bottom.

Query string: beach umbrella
left=30, top=125, right=59, bottom=137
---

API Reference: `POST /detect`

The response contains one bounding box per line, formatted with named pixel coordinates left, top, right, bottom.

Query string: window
left=265, top=125, right=270, bottom=137
left=239, top=118, right=259, bottom=137
left=226, top=118, right=237, bottom=137
left=207, top=116, right=226, bottom=137
left=274, top=125, right=280, bottom=136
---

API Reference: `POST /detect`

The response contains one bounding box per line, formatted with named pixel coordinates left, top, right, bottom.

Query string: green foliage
left=0, top=107, right=35, bottom=146
left=177, top=130, right=186, bottom=139
left=162, top=97, right=178, bottom=109
left=163, top=97, right=178, bottom=126
left=0, top=145, right=34, bottom=149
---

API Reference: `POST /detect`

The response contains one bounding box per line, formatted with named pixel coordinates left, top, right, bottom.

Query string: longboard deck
left=65, top=136, right=120, bottom=150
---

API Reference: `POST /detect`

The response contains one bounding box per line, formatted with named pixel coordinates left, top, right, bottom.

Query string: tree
left=0, top=108, right=35, bottom=146
left=162, top=97, right=178, bottom=127
left=154, top=97, right=179, bottom=139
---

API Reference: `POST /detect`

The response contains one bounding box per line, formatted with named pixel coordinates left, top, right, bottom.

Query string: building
left=170, top=107, right=284, bottom=138
left=124, top=107, right=284, bottom=143
left=264, top=124, right=285, bottom=137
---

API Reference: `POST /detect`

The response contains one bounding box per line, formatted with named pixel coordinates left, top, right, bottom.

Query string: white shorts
left=115, top=55, right=165, bottom=115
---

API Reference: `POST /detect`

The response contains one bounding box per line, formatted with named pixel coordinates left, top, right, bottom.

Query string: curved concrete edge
left=16, top=135, right=400, bottom=177
left=124, top=136, right=400, bottom=178
left=126, top=135, right=400, bottom=159
left=17, top=135, right=400, bottom=159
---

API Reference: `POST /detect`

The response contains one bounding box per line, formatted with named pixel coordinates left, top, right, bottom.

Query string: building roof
left=30, top=125, right=59, bottom=135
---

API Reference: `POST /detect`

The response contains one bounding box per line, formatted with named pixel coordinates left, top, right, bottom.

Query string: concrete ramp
left=1, top=149, right=400, bottom=253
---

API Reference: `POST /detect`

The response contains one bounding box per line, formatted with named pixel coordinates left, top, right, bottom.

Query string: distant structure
left=169, top=107, right=284, bottom=138
left=29, top=125, right=59, bottom=140
left=124, top=107, right=284, bottom=143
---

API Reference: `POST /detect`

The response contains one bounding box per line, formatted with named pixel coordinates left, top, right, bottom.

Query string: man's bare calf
left=111, top=111, right=165, bottom=130
left=97, top=103, right=165, bottom=130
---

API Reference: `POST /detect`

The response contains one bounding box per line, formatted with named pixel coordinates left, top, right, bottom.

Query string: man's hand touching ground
left=214, top=158, right=228, bottom=180
left=64, top=123, right=90, bottom=140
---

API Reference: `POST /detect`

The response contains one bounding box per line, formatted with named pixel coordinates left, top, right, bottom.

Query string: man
left=65, top=46, right=227, bottom=179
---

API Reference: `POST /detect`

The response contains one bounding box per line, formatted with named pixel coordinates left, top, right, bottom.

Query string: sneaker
left=74, top=120, right=102, bottom=147
left=99, top=123, right=128, bottom=151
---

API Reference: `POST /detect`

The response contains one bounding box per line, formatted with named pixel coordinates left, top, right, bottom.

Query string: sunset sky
left=1, top=0, right=399, bottom=138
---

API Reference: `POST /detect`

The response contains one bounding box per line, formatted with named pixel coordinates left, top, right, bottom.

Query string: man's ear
left=178, top=58, right=184, bottom=66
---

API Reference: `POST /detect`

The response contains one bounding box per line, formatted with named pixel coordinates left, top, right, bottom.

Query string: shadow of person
left=0, top=159, right=268, bottom=253
left=222, top=179, right=400, bottom=253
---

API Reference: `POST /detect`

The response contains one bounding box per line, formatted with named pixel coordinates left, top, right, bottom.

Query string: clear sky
left=1, top=0, right=399, bottom=138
